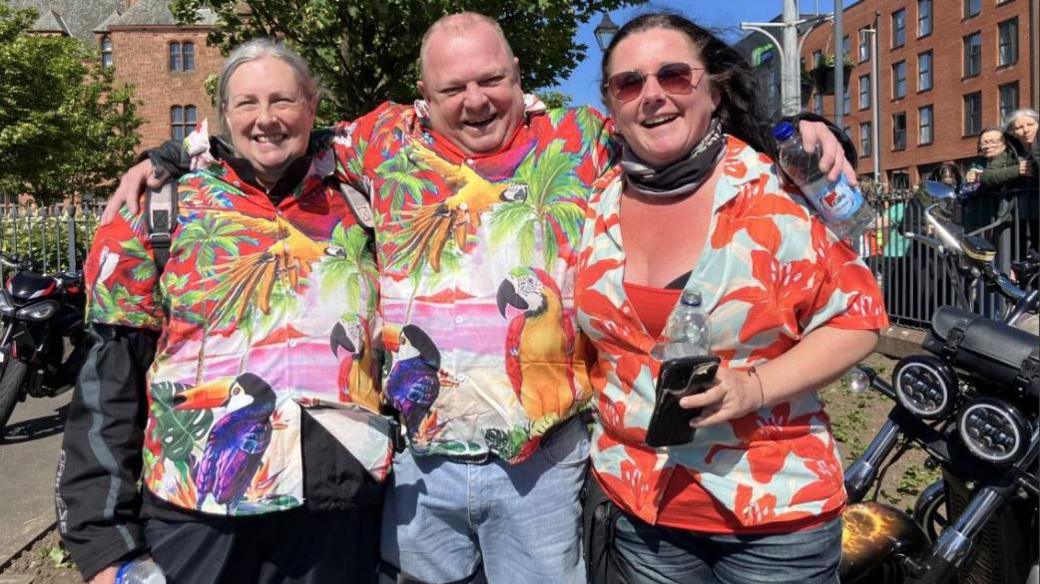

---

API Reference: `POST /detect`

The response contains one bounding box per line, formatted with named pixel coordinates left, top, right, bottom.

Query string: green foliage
left=537, top=90, right=573, bottom=110
left=0, top=4, right=143, bottom=204
left=169, top=0, right=645, bottom=121
left=35, top=542, right=74, bottom=569
left=150, top=380, right=215, bottom=464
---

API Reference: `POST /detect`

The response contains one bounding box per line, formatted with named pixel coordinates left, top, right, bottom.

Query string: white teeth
left=254, top=135, right=285, bottom=143
left=643, top=115, right=678, bottom=128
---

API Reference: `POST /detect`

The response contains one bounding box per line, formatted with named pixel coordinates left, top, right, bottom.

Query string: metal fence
left=854, top=187, right=1038, bottom=329
left=0, top=202, right=107, bottom=280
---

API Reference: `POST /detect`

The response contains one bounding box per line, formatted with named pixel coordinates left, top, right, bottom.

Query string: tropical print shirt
left=331, top=97, right=613, bottom=462
left=576, top=136, right=888, bottom=531
left=84, top=134, right=391, bottom=516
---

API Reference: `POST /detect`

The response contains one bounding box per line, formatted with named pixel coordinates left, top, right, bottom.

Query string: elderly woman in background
left=576, top=12, right=886, bottom=584
left=1006, top=108, right=1038, bottom=158
left=57, top=39, right=389, bottom=584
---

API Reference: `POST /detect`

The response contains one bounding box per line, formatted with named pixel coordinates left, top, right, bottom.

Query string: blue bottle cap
left=772, top=122, right=795, bottom=141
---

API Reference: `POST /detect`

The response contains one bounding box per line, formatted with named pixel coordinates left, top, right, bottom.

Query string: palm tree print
left=488, top=140, right=585, bottom=268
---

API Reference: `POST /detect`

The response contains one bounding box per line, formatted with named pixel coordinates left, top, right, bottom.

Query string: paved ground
left=0, top=388, right=71, bottom=566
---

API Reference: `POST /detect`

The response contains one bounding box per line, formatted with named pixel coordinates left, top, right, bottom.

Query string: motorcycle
left=839, top=181, right=1040, bottom=584
left=0, top=252, right=89, bottom=438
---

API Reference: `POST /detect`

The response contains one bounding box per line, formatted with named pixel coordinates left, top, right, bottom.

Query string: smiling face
left=1009, top=114, right=1038, bottom=146
left=605, top=27, right=719, bottom=168
left=978, top=130, right=1006, bottom=159
left=224, top=57, right=317, bottom=186
left=417, top=21, right=525, bottom=156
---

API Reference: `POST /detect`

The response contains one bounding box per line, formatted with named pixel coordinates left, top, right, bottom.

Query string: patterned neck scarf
left=619, top=117, right=725, bottom=198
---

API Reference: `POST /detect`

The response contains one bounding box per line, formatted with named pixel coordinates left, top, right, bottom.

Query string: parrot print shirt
left=576, top=136, right=888, bottom=532
left=331, top=97, right=612, bottom=462
left=84, top=133, right=391, bottom=516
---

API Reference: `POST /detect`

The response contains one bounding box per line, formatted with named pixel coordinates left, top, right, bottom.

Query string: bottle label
left=806, top=175, right=862, bottom=223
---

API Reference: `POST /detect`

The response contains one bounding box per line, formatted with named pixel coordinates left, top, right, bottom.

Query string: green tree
left=0, top=4, right=142, bottom=204
left=169, top=0, right=645, bottom=121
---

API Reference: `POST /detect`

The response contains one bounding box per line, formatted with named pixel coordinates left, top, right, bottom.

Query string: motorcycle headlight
left=893, top=356, right=958, bottom=419
left=0, top=291, right=13, bottom=315
left=15, top=300, right=58, bottom=321
left=957, top=397, right=1029, bottom=465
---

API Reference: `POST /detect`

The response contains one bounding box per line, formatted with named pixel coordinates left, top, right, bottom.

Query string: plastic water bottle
left=115, top=557, right=166, bottom=584
left=772, top=121, right=874, bottom=240
left=652, top=289, right=711, bottom=361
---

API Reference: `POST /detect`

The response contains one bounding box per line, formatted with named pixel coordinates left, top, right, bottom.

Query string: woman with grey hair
left=57, top=38, right=387, bottom=584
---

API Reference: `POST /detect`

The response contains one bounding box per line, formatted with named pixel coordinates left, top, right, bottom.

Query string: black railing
left=855, top=187, right=1037, bottom=329
left=0, top=202, right=107, bottom=279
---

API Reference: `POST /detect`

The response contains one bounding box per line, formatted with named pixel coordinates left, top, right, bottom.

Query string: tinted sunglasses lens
left=657, top=64, right=694, bottom=93
left=609, top=72, right=645, bottom=101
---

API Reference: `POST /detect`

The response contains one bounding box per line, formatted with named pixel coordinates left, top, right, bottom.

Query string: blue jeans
left=380, top=418, right=590, bottom=584
left=611, top=513, right=842, bottom=584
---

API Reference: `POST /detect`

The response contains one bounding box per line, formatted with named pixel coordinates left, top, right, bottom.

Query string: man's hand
left=88, top=565, right=119, bottom=584
left=798, top=119, right=858, bottom=187
left=1019, top=160, right=1034, bottom=177
left=101, top=160, right=168, bottom=225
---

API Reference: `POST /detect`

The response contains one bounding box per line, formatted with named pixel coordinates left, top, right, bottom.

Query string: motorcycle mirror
left=917, top=180, right=959, bottom=205
left=844, top=367, right=874, bottom=395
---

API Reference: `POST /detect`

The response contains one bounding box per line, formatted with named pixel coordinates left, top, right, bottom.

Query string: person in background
left=1005, top=108, right=1038, bottom=162
left=56, top=39, right=390, bottom=584
left=928, top=162, right=963, bottom=191
left=575, top=12, right=886, bottom=584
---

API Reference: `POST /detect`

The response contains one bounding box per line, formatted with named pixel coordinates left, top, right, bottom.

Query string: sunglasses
left=604, top=63, right=705, bottom=103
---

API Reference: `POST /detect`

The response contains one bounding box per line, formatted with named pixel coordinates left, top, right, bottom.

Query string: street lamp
left=859, top=14, right=881, bottom=185
left=594, top=13, right=619, bottom=51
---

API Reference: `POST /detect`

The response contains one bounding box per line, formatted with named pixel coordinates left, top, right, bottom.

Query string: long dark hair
left=600, top=12, right=775, bottom=157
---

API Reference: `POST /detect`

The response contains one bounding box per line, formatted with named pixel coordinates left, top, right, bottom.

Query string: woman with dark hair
left=576, top=12, right=886, bottom=584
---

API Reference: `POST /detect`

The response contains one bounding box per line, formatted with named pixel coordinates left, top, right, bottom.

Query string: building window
left=813, top=92, right=823, bottom=115
left=859, top=74, right=871, bottom=109
left=893, top=113, right=907, bottom=149
left=998, top=18, right=1018, bottom=66
left=842, top=35, right=851, bottom=60
left=813, top=50, right=824, bottom=67
left=100, top=35, right=113, bottom=68
left=891, top=170, right=911, bottom=190
left=918, top=51, right=932, bottom=91
left=999, top=83, right=1019, bottom=124
left=892, top=61, right=907, bottom=99
left=919, top=105, right=934, bottom=145
left=892, top=9, right=906, bottom=47
left=963, top=33, right=982, bottom=77
left=859, top=27, right=871, bottom=62
left=964, top=0, right=981, bottom=18
left=963, top=92, right=982, bottom=135
left=171, top=105, right=197, bottom=141
left=169, top=41, right=195, bottom=72
left=860, top=122, right=872, bottom=156
left=842, top=86, right=851, bottom=115
left=918, top=0, right=932, bottom=37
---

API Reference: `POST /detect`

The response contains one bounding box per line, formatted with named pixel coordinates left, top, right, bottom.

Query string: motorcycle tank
left=840, top=501, right=928, bottom=583
left=6, top=272, right=58, bottom=304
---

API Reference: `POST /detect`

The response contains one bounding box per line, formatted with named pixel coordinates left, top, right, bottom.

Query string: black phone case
left=645, top=355, right=721, bottom=448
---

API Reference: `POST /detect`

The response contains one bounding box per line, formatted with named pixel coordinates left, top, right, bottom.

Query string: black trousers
left=144, top=506, right=381, bottom=584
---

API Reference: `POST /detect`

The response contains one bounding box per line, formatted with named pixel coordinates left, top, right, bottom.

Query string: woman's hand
left=1019, top=159, right=1034, bottom=177
left=88, top=565, right=119, bottom=584
left=679, top=366, right=762, bottom=428
left=799, top=119, right=857, bottom=186
left=101, top=159, right=168, bottom=225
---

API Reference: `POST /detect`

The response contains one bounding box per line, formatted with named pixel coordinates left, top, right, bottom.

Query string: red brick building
left=13, top=0, right=222, bottom=151
left=800, top=0, right=1037, bottom=187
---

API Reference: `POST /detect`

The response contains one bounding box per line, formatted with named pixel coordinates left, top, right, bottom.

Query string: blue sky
left=551, top=0, right=855, bottom=109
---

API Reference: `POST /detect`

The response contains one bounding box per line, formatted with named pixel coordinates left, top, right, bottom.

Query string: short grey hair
left=216, top=38, right=319, bottom=133
left=1004, top=108, right=1039, bottom=131
left=418, top=12, right=515, bottom=82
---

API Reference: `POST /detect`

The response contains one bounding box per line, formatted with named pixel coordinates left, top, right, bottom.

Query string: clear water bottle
left=772, top=122, right=874, bottom=240
left=116, top=557, right=166, bottom=584
left=652, top=289, right=711, bottom=361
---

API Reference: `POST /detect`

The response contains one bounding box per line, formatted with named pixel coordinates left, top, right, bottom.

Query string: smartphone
left=645, top=355, right=720, bottom=448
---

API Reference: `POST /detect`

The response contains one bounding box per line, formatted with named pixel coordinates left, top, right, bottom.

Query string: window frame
left=963, top=32, right=982, bottom=78
left=964, top=0, right=981, bottom=18
left=893, top=112, right=907, bottom=150
left=858, top=27, right=871, bottom=62
left=917, top=0, right=933, bottom=37
left=859, top=73, right=871, bottom=110
left=860, top=122, right=872, bottom=157
left=918, top=105, right=934, bottom=145
left=169, top=41, right=196, bottom=72
left=963, top=92, right=982, bottom=136
left=892, top=9, right=907, bottom=48
left=100, top=35, right=113, bottom=69
left=918, top=51, right=933, bottom=92
left=997, top=18, right=1018, bottom=66
left=892, top=61, right=907, bottom=99
left=170, top=104, right=198, bottom=141
left=999, top=83, right=1019, bottom=124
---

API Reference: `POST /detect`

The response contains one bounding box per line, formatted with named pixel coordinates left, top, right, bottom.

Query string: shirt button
left=288, top=338, right=297, bottom=347
left=454, top=316, right=464, bottom=324
left=232, top=180, right=240, bottom=187
left=465, top=158, right=475, bottom=166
